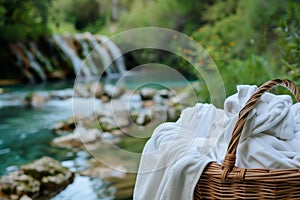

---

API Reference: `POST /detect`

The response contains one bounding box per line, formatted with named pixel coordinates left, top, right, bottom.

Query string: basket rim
left=220, top=79, right=300, bottom=181
left=202, top=162, right=300, bottom=182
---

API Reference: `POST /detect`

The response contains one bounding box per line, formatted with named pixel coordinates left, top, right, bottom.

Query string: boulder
left=0, top=171, right=40, bottom=196
left=74, top=84, right=90, bottom=98
left=20, top=195, right=32, bottom=200
left=52, top=128, right=102, bottom=148
left=143, top=100, right=155, bottom=108
left=24, top=93, right=48, bottom=107
left=0, top=157, right=74, bottom=199
left=110, top=100, right=131, bottom=128
left=167, top=106, right=181, bottom=121
left=158, top=89, right=173, bottom=98
left=100, top=95, right=111, bottom=102
left=22, top=157, right=74, bottom=195
left=149, top=104, right=167, bottom=122
left=52, top=117, right=76, bottom=134
left=52, top=133, right=82, bottom=148
left=80, top=128, right=102, bottom=143
left=136, top=111, right=151, bottom=126
left=140, top=88, right=156, bottom=100
left=104, top=84, right=123, bottom=98
left=99, top=117, right=119, bottom=131
left=89, top=82, right=103, bottom=98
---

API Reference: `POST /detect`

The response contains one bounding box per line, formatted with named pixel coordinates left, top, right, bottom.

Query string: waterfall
left=75, top=34, right=99, bottom=75
left=96, top=35, right=127, bottom=75
left=83, top=32, right=118, bottom=78
left=8, top=33, right=126, bottom=82
left=10, top=44, right=35, bottom=83
left=52, top=34, right=91, bottom=77
left=29, top=42, right=54, bottom=72
left=18, top=43, right=47, bottom=82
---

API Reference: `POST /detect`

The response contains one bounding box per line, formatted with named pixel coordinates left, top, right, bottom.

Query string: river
left=0, top=81, right=117, bottom=199
left=0, top=66, right=195, bottom=199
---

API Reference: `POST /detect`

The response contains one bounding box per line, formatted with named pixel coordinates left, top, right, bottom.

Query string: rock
left=96, top=108, right=113, bottom=118
left=99, top=117, right=119, bottom=131
left=104, top=84, right=123, bottom=98
left=0, top=157, right=74, bottom=199
left=74, top=84, right=90, bottom=98
left=100, top=132, right=120, bottom=143
left=0, top=171, right=40, bottom=196
left=120, top=92, right=143, bottom=110
left=167, top=107, right=180, bottom=121
left=49, top=89, right=73, bottom=100
left=149, top=104, right=167, bottom=122
left=52, top=128, right=102, bottom=148
left=136, top=111, right=151, bottom=126
left=111, top=129, right=124, bottom=136
left=52, top=117, right=76, bottom=134
left=89, top=82, right=103, bottom=98
left=111, top=100, right=131, bottom=128
left=129, top=110, right=139, bottom=123
left=158, top=89, right=172, bottom=98
left=24, top=93, right=48, bottom=107
left=140, top=88, right=156, bottom=100
left=96, top=100, right=131, bottom=130
left=20, top=195, right=32, bottom=200
left=143, top=100, right=155, bottom=108
left=80, top=165, right=126, bottom=178
left=80, top=128, right=102, bottom=143
left=0, top=88, right=5, bottom=94
left=100, top=95, right=111, bottom=102
left=52, top=133, right=81, bottom=148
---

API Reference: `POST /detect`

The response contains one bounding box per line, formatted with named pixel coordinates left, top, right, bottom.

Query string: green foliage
left=0, top=0, right=52, bottom=41
left=187, top=0, right=300, bottom=100
left=275, top=1, right=300, bottom=85
left=117, top=0, right=204, bottom=30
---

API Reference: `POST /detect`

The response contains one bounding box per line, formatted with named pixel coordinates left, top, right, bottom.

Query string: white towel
left=133, top=104, right=227, bottom=200
left=134, top=85, right=300, bottom=200
left=224, top=85, right=300, bottom=169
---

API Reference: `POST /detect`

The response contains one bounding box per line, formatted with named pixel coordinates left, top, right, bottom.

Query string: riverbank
left=0, top=77, right=197, bottom=199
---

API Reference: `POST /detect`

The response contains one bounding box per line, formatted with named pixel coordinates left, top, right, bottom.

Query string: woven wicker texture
left=194, top=79, right=300, bottom=199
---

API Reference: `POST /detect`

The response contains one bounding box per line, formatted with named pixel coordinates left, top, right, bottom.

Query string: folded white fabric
left=133, top=104, right=227, bottom=200
left=134, top=85, right=300, bottom=200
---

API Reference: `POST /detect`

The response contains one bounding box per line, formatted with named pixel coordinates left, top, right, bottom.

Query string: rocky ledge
left=0, top=157, right=74, bottom=200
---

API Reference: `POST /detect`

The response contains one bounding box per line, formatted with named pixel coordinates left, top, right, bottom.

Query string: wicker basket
left=194, top=79, right=300, bottom=199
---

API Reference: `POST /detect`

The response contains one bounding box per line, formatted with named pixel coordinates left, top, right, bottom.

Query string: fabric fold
left=133, top=104, right=226, bottom=200
left=134, top=85, right=300, bottom=200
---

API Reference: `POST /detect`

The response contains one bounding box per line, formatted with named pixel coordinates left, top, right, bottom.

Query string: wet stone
left=0, top=157, right=74, bottom=199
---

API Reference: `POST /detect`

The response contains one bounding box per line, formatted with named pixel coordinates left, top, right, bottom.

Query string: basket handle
left=221, top=79, right=300, bottom=181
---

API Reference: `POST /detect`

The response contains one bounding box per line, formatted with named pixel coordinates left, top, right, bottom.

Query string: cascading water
left=9, top=33, right=126, bottom=82
left=83, top=32, right=117, bottom=78
left=75, top=34, right=99, bottom=75
left=52, top=34, right=91, bottom=78
left=96, top=35, right=127, bottom=75
left=18, top=43, right=47, bottom=82
left=10, top=44, right=35, bottom=83
left=29, top=42, right=54, bottom=72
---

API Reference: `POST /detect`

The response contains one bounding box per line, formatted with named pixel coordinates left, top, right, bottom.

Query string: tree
left=0, top=0, right=52, bottom=41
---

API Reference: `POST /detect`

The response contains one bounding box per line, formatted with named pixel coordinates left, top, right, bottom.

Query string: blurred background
left=0, top=0, right=299, bottom=199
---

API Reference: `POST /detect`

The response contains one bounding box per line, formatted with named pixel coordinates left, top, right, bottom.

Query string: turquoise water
left=0, top=82, right=115, bottom=199
left=0, top=68, right=193, bottom=199
left=0, top=106, right=72, bottom=174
